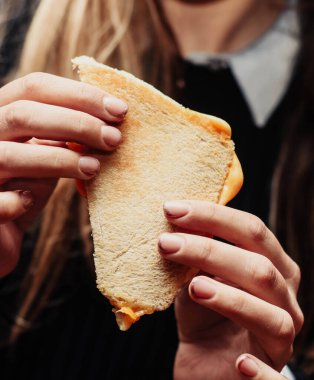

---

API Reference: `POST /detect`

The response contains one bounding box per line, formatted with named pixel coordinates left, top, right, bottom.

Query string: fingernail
left=79, top=156, right=100, bottom=176
left=17, top=190, right=34, bottom=209
left=103, top=97, right=128, bottom=117
left=158, top=233, right=183, bottom=254
left=163, top=201, right=191, bottom=218
left=237, top=356, right=259, bottom=377
left=102, top=126, right=122, bottom=148
left=191, top=277, right=216, bottom=299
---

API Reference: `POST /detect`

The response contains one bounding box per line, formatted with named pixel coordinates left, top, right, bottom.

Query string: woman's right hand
left=0, top=72, right=128, bottom=277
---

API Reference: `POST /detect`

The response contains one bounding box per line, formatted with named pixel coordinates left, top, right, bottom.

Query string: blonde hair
left=17, top=0, right=178, bottom=85
left=11, top=0, right=179, bottom=341
left=19, top=0, right=136, bottom=78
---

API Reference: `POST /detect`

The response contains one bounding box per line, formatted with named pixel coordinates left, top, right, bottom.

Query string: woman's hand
left=236, top=354, right=292, bottom=379
left=158, top=200, right=303, bottom=380
left=0, top=72, right=127, bottom=277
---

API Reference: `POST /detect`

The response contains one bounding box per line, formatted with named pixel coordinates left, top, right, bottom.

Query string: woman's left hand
left=158, top=201, right=303, bottom=380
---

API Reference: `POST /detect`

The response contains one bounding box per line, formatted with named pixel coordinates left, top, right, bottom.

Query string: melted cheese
left=218, top=153, right=243, bottom=205
left=113, top=306, right=154, bottom=331
left=114, top=307, right=141, bottom=331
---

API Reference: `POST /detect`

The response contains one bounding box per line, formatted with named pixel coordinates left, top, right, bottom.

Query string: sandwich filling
left=113, top=306, right=154, bottom=331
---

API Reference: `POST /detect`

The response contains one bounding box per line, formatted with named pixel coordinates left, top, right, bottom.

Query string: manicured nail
left=79, top=156, right=100, bottom=176
left=158, top=233, right=183, bottom=254
left=163, top=201, right=191, bottom=218
left=17, top=190, right=34, bottom=209
left=103, top=97, right=128, bottom=117
left=102, top=126, right=122, bottom=148
left=237, top=355, right=259, bottom=377
left=191, top=277, right=216, bottom=299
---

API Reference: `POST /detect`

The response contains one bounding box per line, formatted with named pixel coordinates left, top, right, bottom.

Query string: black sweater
left=0, top=61, right=307, bottom=380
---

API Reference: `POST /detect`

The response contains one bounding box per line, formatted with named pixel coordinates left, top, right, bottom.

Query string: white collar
left=186, top=5, right=300, bottom=127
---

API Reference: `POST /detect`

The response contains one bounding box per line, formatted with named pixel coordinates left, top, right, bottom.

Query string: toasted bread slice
left=72, top=56, right=243, bottom=330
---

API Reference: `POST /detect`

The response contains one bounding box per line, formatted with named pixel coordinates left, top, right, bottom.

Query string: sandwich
left=72, top=56, right=243, bottom=330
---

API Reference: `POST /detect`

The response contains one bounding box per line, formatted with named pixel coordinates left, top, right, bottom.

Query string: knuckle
left=76, top=112, right=99, bottom=136
left=21, top=72, right=46, bottom=96
left=204, top=201, right=217, bottom=220
left=76, top=112, right=88, bottom=135
left=198, top=238, right=213, bottom=268
left=0, top=142, right=10, bottom=172
left=277, top=311, right=295, bottom=344
left=251, top=257, right=278, bottom=289
left=247, top=216, right=268, bottom=243
left=3, top=101, right=30, bottom=131
left=4, top=102, right=21, bottom=130
left=52, top=151, right=64, bottom=169
left=76, top=83, right=93, bottom=104
left=229, top=295, right=246, bottom=316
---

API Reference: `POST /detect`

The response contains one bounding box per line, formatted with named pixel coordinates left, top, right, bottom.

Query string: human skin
left=236, top=353, right=292, bottom=379
left=159, top=201, right=302, bottom=379
left=162, top=0, right=285, bottom=55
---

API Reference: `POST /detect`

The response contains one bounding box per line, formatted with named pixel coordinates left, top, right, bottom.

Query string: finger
left=158, top=232, right=302, bottom=328
left=0, top=191, right=34, bottom=223
left=0, top=72, right=128, bottom=122
left=0, top=141, right=100, bottom=180
left=163, top=201, right=298, bottom=283
left=3, top=178, right=57, bottom=232
left=0, top=100, right=121, bottom=151
left=189, top=276, right=295, bottom=364
left=236, top=354, right=288, bottom=379
left=30, top=138, right=68, bottom=148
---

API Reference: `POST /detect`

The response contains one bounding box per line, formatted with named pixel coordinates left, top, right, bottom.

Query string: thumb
left=236, top=354, right=289, bottom=379
left=0, top=190, right=34, bottom=224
